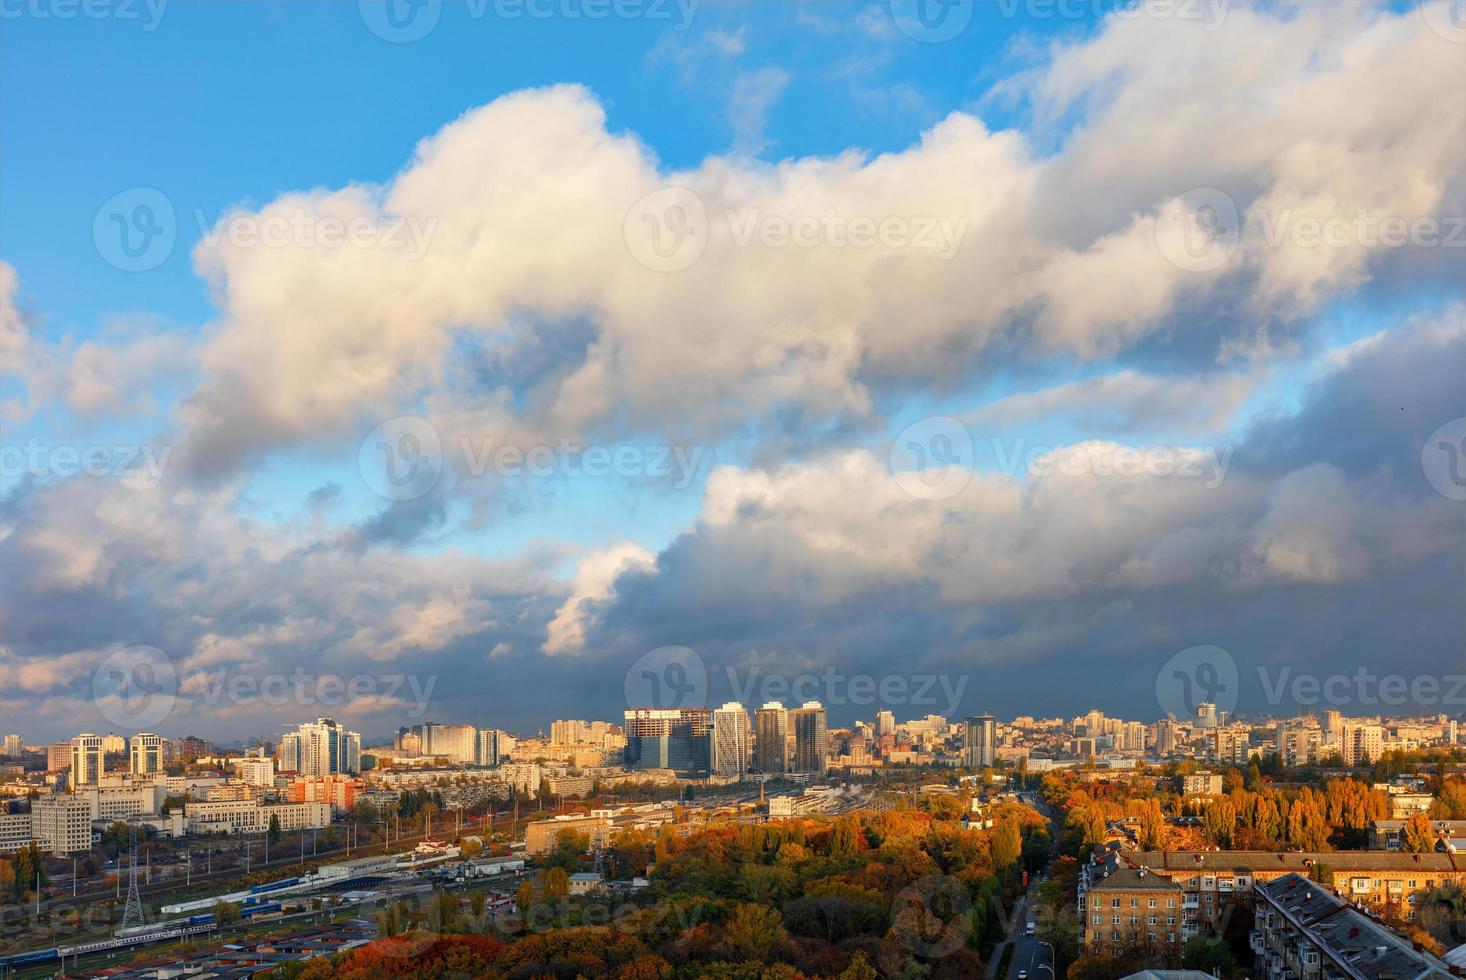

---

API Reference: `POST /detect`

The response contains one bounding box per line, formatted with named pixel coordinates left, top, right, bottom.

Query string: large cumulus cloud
left=176, top=3, right=1464, bottom=476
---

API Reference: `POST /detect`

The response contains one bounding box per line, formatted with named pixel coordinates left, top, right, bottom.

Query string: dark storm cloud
left=563, top=309, right=1466, bottom=725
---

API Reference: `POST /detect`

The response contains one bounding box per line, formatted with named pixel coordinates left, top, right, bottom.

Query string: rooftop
left=1258, top=874, right=1454, bottom=980
left=1089, top=867, right=1184, bottom=892
left=1127, top=850, right=1464, bottom=873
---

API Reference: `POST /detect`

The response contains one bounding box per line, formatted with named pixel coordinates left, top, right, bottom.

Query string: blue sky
left=2, top=0, right=1124, bottom=552
left=2, top=1, right=1463, bottom=741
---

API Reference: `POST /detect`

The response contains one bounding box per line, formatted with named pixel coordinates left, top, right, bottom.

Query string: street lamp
left=1035, top=939, right=1055, bottom=976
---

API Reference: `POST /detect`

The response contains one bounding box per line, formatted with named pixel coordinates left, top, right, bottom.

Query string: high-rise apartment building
left=623, top=708, right=711, bottom=777
left=874, top=710, right=895, bottom=739
left=415, top=723, right=478, bottom=764
left=1, top=734, right=22, bottom=757
left=46, top=743, right=70, bottom=772
left=791, top=702, right=828, bottom=774
left=1151, top=718, right=1180, bottom=756
left=1122, top=721, right=1148, bottom=753
left=278, top=718, right=361, bottom=777
left=710, top=702, right=751, bottom=778
left=476, top=728, right=502, bottom=767
left=1341, top=723, right=1385, bottom=766
left=964, top=715, right=997, bottom=768
left=235, top=753, right=277, bottom=787
left=550, top=720, right=590, bottom=745
left=129, top=732, right=164, bottom=774
left=70, top=733, right=103, bottom=787
left=754, top=703, right=789, bottom=774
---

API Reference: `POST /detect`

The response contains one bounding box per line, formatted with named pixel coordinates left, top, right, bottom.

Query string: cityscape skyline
left=2, top=2, right=1463, bottom=976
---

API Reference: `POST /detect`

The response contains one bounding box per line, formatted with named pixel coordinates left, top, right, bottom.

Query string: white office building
left=70, top=733, right=103, bottom=787
left=31, top=795, right=94, bottom=854
left=129, top=733, right=165, bottom=774
left=710, top=702, right=751, bottom=778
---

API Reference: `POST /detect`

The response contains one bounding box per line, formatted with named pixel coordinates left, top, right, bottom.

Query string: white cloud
left=544, top=542, right=656, bottom=654
left=169, top=4, right=1461, bottom=477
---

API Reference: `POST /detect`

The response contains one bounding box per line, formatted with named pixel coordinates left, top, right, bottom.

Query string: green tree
left=546, top=829, right=589, bottom=870
left=991, top=819, right=1022, bottom=870
left=1183, top=935, right=1237, bottom=974
left=1136, top=798, right=1166, bottom=851
left=215, top=900, right=241, bottom=925
left=436, top=889, right=457, bottom=932
left=268, top=814, right=281, bottom=845
left=724, top=902, right=787, bottom=960
left=514, top=879, right=535, bottom=915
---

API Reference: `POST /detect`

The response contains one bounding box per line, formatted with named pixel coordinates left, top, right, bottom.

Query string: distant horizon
left=9, top=704, right=1462, bottom=750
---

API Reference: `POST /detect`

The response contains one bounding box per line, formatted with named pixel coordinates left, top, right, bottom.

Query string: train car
left=249, top=877, right=299, bottom=895
left=240, top=901, right=282, bottom=918
left=185, top=913, right=217, bottom=926
left=0, top=947, right=61, bottom=968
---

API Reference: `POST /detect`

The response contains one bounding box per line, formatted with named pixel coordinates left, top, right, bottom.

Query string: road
left=987, top=792, right=1061, bottom=980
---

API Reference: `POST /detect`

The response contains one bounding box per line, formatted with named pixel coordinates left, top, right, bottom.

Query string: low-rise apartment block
left=1124, top=850, right=1466, bottom=930
left=182, top=799, right=332, bottom=835
left=525, top=814, right=612, bottom=856
left=1082, top=866, right=1186, bottom=958
left=1371, top=820, right=1466, bottom=851
left=1252, top=873, right=1452, bottom=979
left=1181, top=771, right=1224, bottom=797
